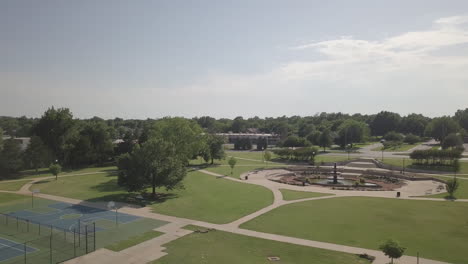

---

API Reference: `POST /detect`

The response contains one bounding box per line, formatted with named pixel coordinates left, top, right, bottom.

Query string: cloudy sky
left=2, top=0, right=468, bottom=119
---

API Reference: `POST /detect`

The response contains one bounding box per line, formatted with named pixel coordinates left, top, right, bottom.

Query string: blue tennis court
left=5, top=202, right=140, bottom=233
left=0, top=237, right=37, bottom=262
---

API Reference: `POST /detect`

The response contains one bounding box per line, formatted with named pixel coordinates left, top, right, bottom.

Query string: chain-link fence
left=0, top=213, right=95, bottom=264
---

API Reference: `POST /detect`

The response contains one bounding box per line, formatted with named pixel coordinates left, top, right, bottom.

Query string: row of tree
left=409, top=149, right=463, bottom=167
left=272, top=147, right=319, bottom=162
left=0, top=108, right=226, bottom=179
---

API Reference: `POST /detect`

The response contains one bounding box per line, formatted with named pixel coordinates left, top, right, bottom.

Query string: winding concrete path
left=0, top=162, right=460, bottom=264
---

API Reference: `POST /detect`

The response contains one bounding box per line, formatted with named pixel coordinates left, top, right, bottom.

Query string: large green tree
left=207, top=134, right=225, bottom=164
left=337, top=120, right=369, bottom=147
left=0, top=139, right=23, bottom=176
left=24, top=136, right=50, bottom=172
left=32, top=107, right=76, bottom=161
left=425, top=117, right=460, bottom=142
left=148, top=117, right=205, bottom=163
left=117, top=139, right=186, bottom=197
left=379, top=239, right=406, bottom=264
left=398, top=114, right=429, bottom=136
left=370, top=111, right=401, bottom=136
left=318, top=129, right=333, bottom=152
left=454, top=108, right=468, bottom=131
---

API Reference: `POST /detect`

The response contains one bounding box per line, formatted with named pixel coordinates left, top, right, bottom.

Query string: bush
left=281, top=136, right=311, bottom=148
left=272, top=147, right=318, bottom=161
left=409, top=149, right=462, bottom=167
left=404, top=134, right=421, bottom=144
left=384, top=131, right=404, bottom=142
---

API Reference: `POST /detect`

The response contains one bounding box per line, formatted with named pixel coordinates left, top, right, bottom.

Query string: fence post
left=49, top=235, right=52, bottom=264
left=39, top=223, right=41, bottom=235
left=27, top=220, right=29, bottom=232
left=24, top=242, right=27, bottom=264
left=73, top=228, right=76, bottom=257
left=16, top=216, right=19, bottom=231
left=93, top=222, right=96, bottom=251
left=85, top=225, right=88, bottom=254
left=78, top=219, right=81, bottom=247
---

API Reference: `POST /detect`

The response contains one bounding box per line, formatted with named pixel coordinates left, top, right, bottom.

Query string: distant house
left=2, top=136, right=31, bottom=151
left=215, top=133, right=280, bottom=145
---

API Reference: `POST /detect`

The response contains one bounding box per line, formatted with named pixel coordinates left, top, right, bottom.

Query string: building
left=215, top=133, right=280, bottom=145
left=2, top=136, right=31, bottom=151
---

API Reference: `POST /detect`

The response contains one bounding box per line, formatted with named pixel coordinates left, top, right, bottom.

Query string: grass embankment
left=152, top=225, right=370, bottom=264
left=28, top=171, right=274, bottom=224
left=241, top=197, right=468, bottom=264
left=0, top=180, right=31, bottom=191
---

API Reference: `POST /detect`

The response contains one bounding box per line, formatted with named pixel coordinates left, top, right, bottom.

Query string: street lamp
left=346, top=144, right=351, bottom=160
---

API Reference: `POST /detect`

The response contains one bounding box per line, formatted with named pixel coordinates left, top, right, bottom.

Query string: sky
left=2, top=0, right=468, bottom=119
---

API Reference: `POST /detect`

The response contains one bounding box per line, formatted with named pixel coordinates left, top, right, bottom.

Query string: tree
left=0, top=139, right=23, bottom=176
left=370, top=111, right=401, bottom=136
left=282, top=136, right=310, bottom=148
left=384, top=131, right=404, bottom=142
left=446, top=177, right=459, bottom=199
left=117, top=139, right=186, bottom=198
left=32, top=107, right=76, bottom=161
left=0, top=128, right=3, bottom=152
left=425, top=117, right=460, bottom=142
left=442, top=133, right=463, bottom=150
left=228, top=157, right=237, bottom=176
left=399, top=114, right=429, bottom=136
left=318, top=129, right=333, bottom=152
left=337, top=120, right=369, bottom=148
left=207, top=134, right=226, bottom=164
left=264, top=151, right=272, bottom=166
left=24, top=136, right=50, bottom=172
left=379, top=239, right=406, bottom=264
left=49, top=163, right=62, bottom=180
left=404, top=134, right=421, bottom=144
left=454, top=108, right=468, bottom=131
left=306, top=130, right=321, bottom=145
left=148, top=117, right=205, bottom=163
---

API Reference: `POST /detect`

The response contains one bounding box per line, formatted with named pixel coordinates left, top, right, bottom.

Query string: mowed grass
left=204, top=165, right=284, bottom=179
left=0, top=179, right=31, bottom=191
left=425, top=176, right=468, bottom=199
left=371, top=143, right=419, bottom=152
left=279, top=189, right=334, bottom=201
left=105, top=230, right=163, bottom=251
left=29, top=170, right=274, bottom=224
left=1, top=166, right=117, bottom=180
left=149, top=171, right=273, bottom=224
left=152, top=226, right=370, bottom=264
left=383, top=158, right=468, bottom=174
left=241, top=197, right=468, bottom=264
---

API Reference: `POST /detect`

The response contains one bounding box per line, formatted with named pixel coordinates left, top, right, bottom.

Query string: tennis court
left=5, top=202, right=140, bottom=232
left=0, top=237, right=36, bottom=262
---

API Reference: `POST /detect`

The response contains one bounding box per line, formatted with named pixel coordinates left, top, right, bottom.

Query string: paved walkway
left=1, top=161, right=459, bottom=264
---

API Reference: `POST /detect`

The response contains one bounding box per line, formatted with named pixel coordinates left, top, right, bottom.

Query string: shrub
left=404, top=134, right=421, bottom=144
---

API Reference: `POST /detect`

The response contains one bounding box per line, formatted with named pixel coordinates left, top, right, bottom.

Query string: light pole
left=347, top=144, right=351, bottom=160
left=402, top=158, right=406, bottom=174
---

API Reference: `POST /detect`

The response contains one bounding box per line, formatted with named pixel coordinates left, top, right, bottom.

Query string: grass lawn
left=152, top=225, right=370, bottom=264
left=1, top=166, right=117, bottom=180
left=29, top=170, right=274, bottom=224
left=0, top=179, right=31, bottom=191
left=149, top=171, right=273, bottom=224
left=315, top=155, right=355, bottom=164
left=0, top=193, right=30, bottom=204
left=241, top=197, right=468, bottom=264
left=279, top=189, right=333, bottom=201
left=106, top=230, right=163, bottom=251
left=204, top=165, right=284, bottom=179
left=371, top=143, right=419, bottom=152
left=382, top=158, right=468, bottom=174
left=424, top=176, right=468, bottom=199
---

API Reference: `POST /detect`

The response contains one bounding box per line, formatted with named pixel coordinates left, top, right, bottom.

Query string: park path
left=1, top=162, right=459, bottom=264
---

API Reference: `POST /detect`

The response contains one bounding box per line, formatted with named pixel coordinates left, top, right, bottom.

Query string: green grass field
left=241, top=197, right=468, bottom=264
left=372, top=143, right=419, bottom=152
left=382, top=158, right=468, bottom=174
left=28, top=170, right=274, bottom=224
left=152, top=225, right=370, bottom=264
left=0, top=179, right=31, bottom=191
left=105, top=230, right=163, bottom=251
left=149, top=171, right=273, bottom=223
left=0, top=166, right=117, bottom=181
left=279, top=189, right=333, bottom=201
left=204, top=165, right=285, bottom=179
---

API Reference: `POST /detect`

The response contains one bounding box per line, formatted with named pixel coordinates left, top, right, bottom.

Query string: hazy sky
left=2, top=0, right=468, bottom=119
